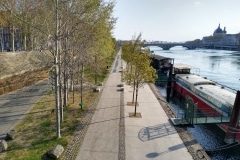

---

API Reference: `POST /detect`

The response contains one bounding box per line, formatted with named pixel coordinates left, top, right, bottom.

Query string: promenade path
left=75, top=53, right=122, bottom=159
left=0, top=80, right=50, bottom=140
left=76, top=50, right=194, bottom=160
left=124, top=84, right=192, bottom=160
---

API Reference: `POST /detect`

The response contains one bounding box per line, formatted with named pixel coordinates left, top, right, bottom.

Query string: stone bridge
left=143, top=42, right=197, bottom=50
left=144, top=42, right=239, bottom=51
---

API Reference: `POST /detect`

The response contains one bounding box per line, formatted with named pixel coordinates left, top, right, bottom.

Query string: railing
left=184, top=96, right=231, bottom=125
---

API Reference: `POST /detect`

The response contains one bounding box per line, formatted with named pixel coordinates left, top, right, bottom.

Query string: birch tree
left=0, top=0, right=116, bottom=138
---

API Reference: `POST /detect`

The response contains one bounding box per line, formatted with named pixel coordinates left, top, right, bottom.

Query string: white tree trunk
left=55, top=0, right=61, bottom=138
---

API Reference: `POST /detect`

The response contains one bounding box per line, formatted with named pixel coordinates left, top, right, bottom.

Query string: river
left=150, top=46, right=240, bottom=160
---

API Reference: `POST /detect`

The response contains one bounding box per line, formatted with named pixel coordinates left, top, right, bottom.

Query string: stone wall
left=0, top=67, right=49, bottom=95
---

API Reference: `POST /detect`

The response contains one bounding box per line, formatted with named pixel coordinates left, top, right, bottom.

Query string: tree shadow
left=146, top=139, right=198, bottom=158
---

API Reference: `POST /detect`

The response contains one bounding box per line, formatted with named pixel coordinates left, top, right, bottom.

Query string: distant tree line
left=0, top=0, right=117, bottom=52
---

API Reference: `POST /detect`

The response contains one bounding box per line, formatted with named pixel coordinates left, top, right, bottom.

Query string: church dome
left=213, top=24, right=226, bottom=36
left=214, top=24, right=223, bottom=34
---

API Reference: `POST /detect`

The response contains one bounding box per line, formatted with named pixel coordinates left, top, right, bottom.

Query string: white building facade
left=201, top=24, right=239, bottom=46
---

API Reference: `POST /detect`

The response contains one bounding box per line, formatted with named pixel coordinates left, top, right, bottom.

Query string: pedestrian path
left=0, top=80, right=50, bottom=140
left=76, top=51, right=193, bottom=159
left=75, top=53, right=122, bottom=160
left=124, top=83, right=193, bottom=160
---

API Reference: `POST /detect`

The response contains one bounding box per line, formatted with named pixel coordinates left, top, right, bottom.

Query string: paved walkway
left=124, top=84, right=192, bottom=160
left=76, top=54, right=122, bottom=160
left=0, top=80, right=50, bottom=140
left=76, top=50, right=193, bottom=159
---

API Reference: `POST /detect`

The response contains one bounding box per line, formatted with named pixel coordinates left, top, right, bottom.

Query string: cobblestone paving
left=149, top=83, right=211, bottom=160
left=118, top=91, right=125, bottom=160
left=119, top=60, right=125, bottom=160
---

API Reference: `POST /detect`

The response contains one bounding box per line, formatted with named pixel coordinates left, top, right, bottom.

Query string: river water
left=150, top=46, right=240, bottom=160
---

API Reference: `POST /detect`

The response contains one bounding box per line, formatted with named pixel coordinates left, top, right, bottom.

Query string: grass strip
left=3, top=90, right=98, bottom=160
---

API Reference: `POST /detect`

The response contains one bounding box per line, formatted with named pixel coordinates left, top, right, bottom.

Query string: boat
left=172, top=63, right=235, bottom=116
left=150, top=54, right=173, bottom=86
left=170, top=63, right=240, bottom=143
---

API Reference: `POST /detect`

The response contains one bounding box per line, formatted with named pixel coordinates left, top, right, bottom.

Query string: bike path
left=76, top=52, right=122, bottom=160
left=0, top=80, right=50, bottom=139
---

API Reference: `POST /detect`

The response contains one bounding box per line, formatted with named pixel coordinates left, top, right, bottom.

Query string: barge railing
left=171, top=96, right=231, bottom=125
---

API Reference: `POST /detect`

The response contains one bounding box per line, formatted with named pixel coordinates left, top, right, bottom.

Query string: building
left=0, top=27, right=22, bottom=52
left=213, top=24, right=227, bottom=36
left=201, top=24, right=239, bottom=46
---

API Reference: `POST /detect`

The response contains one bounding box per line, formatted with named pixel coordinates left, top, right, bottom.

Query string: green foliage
left=122, top=33, right=157, bottom=115
left=122, top=33, right=157, bottom=86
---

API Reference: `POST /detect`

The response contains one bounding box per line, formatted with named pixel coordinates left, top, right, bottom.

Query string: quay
left=74, top=50, right=210, bottom=160
left=0, top=49, right=211, bottom=159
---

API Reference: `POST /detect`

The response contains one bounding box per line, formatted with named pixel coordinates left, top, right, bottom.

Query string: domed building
left=213, top=24, right=227, bottom=36
left=201, top=24, right=239, bottom=48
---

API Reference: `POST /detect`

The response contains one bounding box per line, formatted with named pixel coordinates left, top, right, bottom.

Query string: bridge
left=144, top=42, right=240, bottom=51
left=144, top=42, right=197, bottom=50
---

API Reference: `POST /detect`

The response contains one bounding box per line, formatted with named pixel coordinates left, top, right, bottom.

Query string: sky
left=112, top=0, right=240, bottom=42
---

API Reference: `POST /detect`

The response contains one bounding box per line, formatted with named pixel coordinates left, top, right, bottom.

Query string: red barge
left=170, top=63, right=240, bottom=144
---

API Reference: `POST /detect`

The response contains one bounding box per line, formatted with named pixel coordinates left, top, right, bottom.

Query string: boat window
left=174, top=68, right=190, bottom=74
left=194, top=82, right=215, bottom=86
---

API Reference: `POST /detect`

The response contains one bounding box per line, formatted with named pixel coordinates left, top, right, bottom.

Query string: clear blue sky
left=112, top=0, right=240, bottom=42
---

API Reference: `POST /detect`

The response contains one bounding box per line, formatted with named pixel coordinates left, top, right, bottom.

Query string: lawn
left=2, top=89, right=98, bottom=160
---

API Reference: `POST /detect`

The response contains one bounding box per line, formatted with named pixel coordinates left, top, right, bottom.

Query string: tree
left=122, top=34, right=142, bottom=103
left=0, top=0, right=116, bottom=138
left=131, top=52, right=157, bottom=116
left=122, top=34, right=157, bottom=116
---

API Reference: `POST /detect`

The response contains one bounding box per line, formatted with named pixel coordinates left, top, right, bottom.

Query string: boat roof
left=176, top=74, right=215, bottom=86
left=195, top=84, right=236, bottom=106
left=174, top=63, right=195, bottom=70
left=152, top=54, right=173, bottom=61
left=176, top=74, right=236, bottom=106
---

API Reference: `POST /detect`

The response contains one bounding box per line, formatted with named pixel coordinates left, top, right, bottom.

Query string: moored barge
left=171, top=63, right=240, bottom=143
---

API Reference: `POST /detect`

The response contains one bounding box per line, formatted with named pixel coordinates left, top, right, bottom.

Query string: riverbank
left=150, top=46, right=240, bottom=159
left=149, top=83, right=210, bottom=159
left=0, top=50, right=210, bottom=159
left=74, top=50, right=209, bottom=159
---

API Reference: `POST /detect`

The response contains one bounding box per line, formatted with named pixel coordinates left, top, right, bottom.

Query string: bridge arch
left=144, top=43, right=197, bottom=50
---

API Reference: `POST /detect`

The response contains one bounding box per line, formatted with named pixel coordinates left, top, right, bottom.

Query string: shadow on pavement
left=145, top=139, right=198, bottom=158
left=138, top=123, right=177, bottom=142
